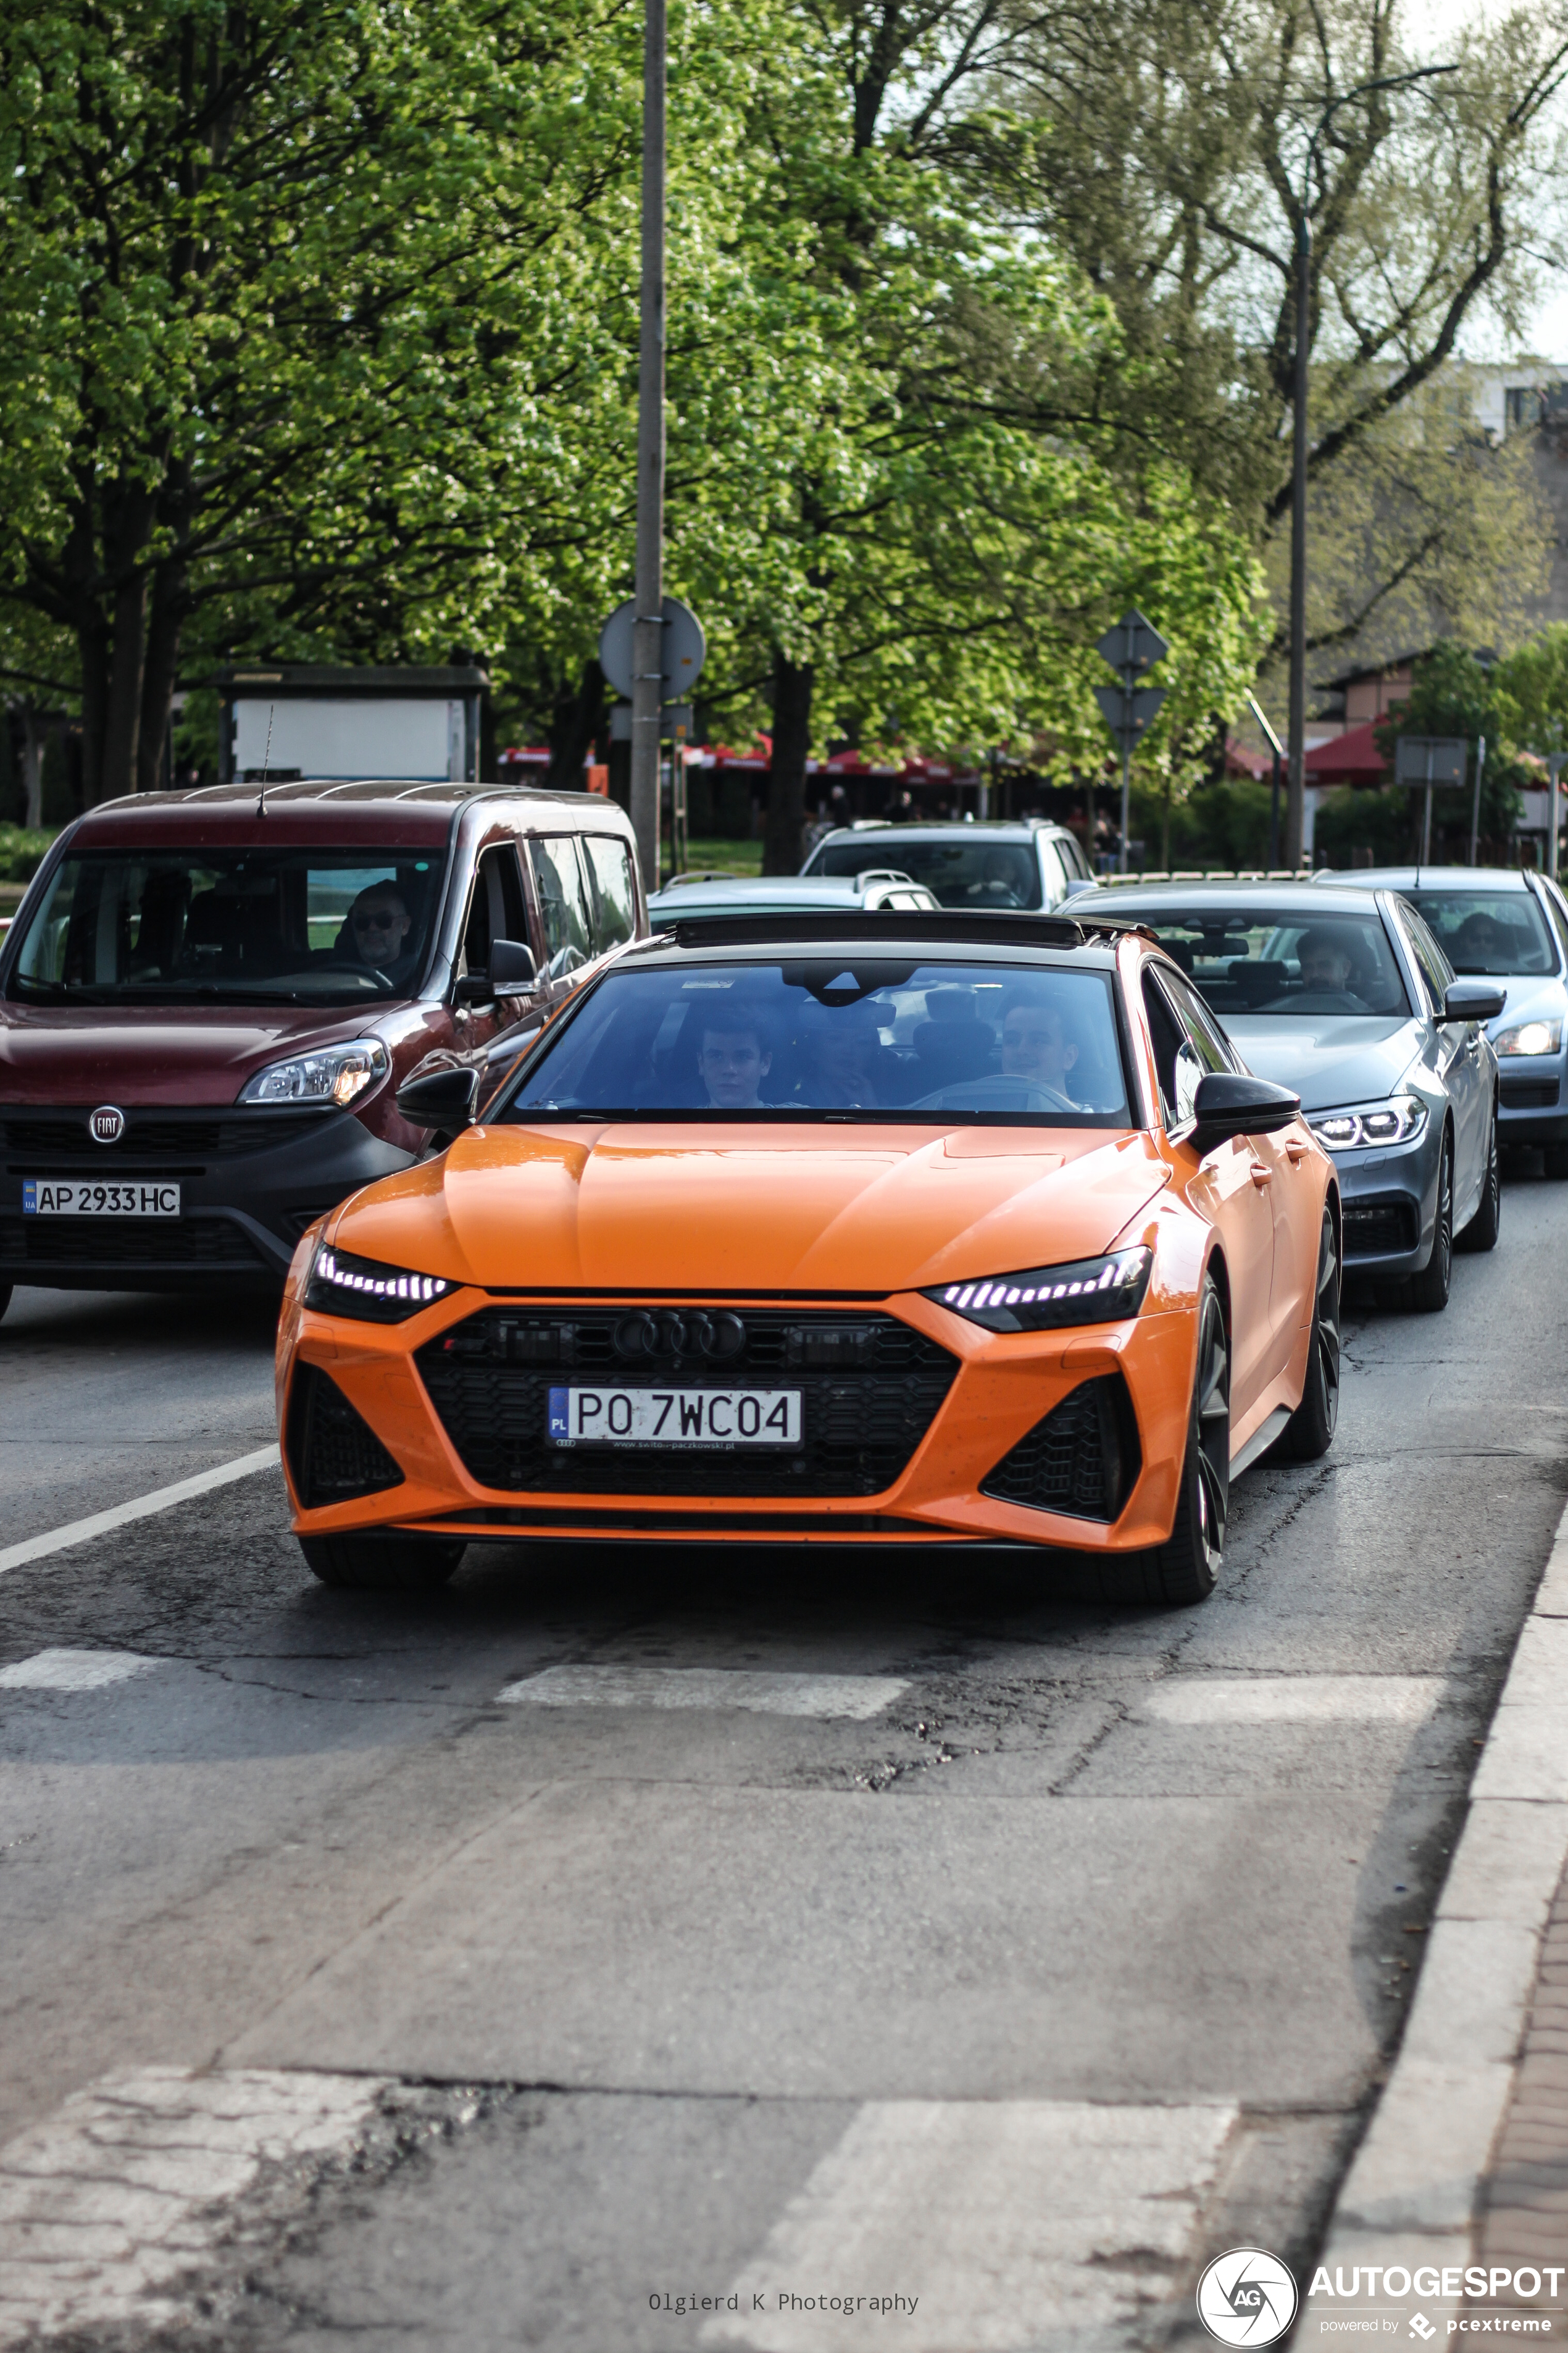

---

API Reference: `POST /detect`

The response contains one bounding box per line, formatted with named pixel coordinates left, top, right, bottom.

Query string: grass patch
left=669, top=837, right=764, bottom=880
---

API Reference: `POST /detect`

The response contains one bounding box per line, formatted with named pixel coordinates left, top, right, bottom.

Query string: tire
left=299, top=1534, right=465, bottom=1593
left=1087, top=1274, right=1228, bottom=1608
left=1278, top=1206, right=1340, bottom=1461
left=1545, top=1142, right=1568, bottom=1181
left=1407, top=1133, right=1453, bottom=1313
left=1456, top=1100, right=1501, bottom=1253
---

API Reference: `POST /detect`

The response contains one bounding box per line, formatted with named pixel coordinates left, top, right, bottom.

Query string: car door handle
left=1284, top=1139, right=1307, bottom=1164
left=1249, top=1161, right=1272, bottom=1187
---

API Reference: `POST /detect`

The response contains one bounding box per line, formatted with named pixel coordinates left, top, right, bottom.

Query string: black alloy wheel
left=1278, top=1207, right=1341, bottom=1461
left=1093, top=1273, right=1228, bottom=1609
left=299, top=1534, right=467, bottom=1593
left=1456, top=1098, right=1501, bottom=1254
left=1407, top=1134, right=1453, bottom=1313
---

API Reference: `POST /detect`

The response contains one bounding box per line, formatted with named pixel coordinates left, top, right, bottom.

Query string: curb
left=1296, top=1493, right=1568, bottom=2338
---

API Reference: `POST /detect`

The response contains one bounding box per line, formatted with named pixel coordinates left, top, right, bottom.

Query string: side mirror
left=1190, top=1070, right=1301, bottom=1148
left=490, top=938, right=537, bottom=992
left=395, top=1064, right=481, bottom=1131
left=1444, top=979, right=1506, bottom=1024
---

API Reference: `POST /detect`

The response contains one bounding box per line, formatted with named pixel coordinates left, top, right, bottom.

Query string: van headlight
left=1309, top=1097, right=1427, bottom=1150
left=925, top=1247, right=1152, bottom=1332
left=238, top=1040, right=389, bottom=1106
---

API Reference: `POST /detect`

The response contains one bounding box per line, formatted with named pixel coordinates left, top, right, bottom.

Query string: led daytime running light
left=1308, top=1097, right=1427, bottom=1151
left=925, top=1246, right=1152, bottom=1333
left=306, top=1241, right=452, bottom=1322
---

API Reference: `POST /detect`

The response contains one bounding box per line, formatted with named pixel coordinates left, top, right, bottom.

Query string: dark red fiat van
left=0, top=780, right=643, bottom=1311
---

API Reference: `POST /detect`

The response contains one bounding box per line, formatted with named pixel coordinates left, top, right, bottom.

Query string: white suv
left=799, top=819, right=1096, bottom=912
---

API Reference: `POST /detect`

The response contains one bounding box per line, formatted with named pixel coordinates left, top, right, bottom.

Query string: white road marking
left=498, top=1664, right=909, bottom=1720
left=0, top=1649, right=159, bottom=1692
left=0, top=2065, right=382, bottom=2347
left=0, top=1445, right=279, bottom=1578
left=700, top=2100, right=1238, bottom=2352
left=1139, top=1675, right=1441, bottom=1725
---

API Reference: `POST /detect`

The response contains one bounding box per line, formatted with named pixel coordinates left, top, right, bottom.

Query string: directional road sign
left=1096, top=611, right=1169, bottom=682
left=1093, top=682, right=1167, bottom=754
left=598, top=596, right=706, bottom=704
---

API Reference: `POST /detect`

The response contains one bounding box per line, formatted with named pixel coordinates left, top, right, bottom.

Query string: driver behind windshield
left=342, top=884, right=416, bottom=985
left=999, top=992, right=1079, bottom=1102
left=1294, top=927, right=1364, bottom=1005
left=698, top=1010, right=774, bottom=1108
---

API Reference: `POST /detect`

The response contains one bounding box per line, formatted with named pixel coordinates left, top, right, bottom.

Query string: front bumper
left=1329, top=1126, right=1442, bottom=1277
left=0, top=1105, right=415, bottom=1291
left=277, top=1284, right=1204, bottom=1555
left=1496, top=1057, right=1568, bottom=1146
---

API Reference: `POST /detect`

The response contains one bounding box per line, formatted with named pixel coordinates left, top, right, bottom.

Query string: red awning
left=1305, top=721, right=1387, bottom=785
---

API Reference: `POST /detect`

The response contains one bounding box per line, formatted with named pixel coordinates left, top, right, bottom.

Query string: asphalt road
left=1, top=1160, right=1566, bottom=2352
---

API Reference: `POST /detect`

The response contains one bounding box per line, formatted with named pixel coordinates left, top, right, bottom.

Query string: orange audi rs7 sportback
left=276, top=911, right=1340, bottom=1607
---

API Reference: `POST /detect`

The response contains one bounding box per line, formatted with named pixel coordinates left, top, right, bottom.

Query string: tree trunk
left=77, top=608, right=111, bottom=812
left=20, top=710, right=44, bottom=829
left=99, top=570, right=149, bottom=803
left=1161, top=780, right=1172, bottom=872
left=763, top=650, right=814, bottom=876
left=546, top=659, right=607, bottom=792
left=137, top=561, right=186, bottom=795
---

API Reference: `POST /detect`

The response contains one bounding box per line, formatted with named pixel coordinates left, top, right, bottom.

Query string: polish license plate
left=23, top=1179, right=181, bottom=1217
left=548, top=1385, right=802, bottom=1449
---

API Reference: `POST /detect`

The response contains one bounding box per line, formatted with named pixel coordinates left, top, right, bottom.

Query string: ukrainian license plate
left=548, top=1385, right=802, bottom=1449
left=23, top=1179, right=181, bottom=1217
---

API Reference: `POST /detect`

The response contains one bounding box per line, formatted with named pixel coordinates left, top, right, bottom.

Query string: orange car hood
left=336, top=1122, right=1170, bottom=1294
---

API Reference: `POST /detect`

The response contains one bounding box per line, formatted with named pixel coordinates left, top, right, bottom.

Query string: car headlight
left=306, top=1240, right=454, bottom=1321
left=1494, top=1018, right=1562, bottom=1057
left=238, top=1040, right=389, bottom=1107
left=1308, top=1097, right=1428, bottom=1150
left=925, top=1246, right=1152, bottom=1333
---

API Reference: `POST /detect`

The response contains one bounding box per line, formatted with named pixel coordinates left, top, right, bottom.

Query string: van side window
left=582, top=835, right=638, bottom=951
left=462, top=843, right=529, bottom=988
left=531, top=838, right=595, bottom=979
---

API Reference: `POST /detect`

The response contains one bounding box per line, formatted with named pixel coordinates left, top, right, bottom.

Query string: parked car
left=647, top=869, right=942, bottom=929
left=799, top=819, right=1096, bottom=910
left=277, top=906, right=1339, bottom=1609
left=1315, top=866, right=1568, bottom=1175
left=1094, top=880, right=1503, bottom=1308
left=0, top=781, right=644, bottom=1312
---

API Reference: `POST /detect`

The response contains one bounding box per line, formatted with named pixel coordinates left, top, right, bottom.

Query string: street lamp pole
left=1285, top=64, right=1457, bottom=874
left=629, top=0, right=666, bottom=892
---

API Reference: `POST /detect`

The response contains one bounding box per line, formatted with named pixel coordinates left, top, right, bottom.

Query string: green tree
left=1375, top=639, right=1525, bottom=846
left=0, top=0, right=655, bottom=804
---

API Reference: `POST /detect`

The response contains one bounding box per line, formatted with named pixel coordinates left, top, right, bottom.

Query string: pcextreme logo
left=1197, top=2249, right=1299, bottom=2346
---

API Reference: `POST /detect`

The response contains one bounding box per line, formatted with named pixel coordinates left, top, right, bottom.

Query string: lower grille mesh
left=1341, top=1195, right=1417, bottom=1258
left=0, top=1215, right=263, bottom=1267
left=414, top=1308, right=957, bottom=1497
left=981, top=1376, right=1141, bottom=1522
left=288, top=1365, right=404, bottom=1507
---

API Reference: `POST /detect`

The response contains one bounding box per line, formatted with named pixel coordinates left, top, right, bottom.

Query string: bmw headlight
left=239, top=1040, right=389, bottom=1107
left=925, top=1246, right=1152, bottom=1333
left=1494, top=1018, right=1562, bottom=1057
left=306, top=1240, right=454, bottom=1322
left=1309, top=1097, right=1427, bottom=1151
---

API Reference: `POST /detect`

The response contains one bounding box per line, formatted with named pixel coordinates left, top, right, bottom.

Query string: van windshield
left=8, top=849, right=448, bottom=1005
left=815, top=838, right=1043, bottom=909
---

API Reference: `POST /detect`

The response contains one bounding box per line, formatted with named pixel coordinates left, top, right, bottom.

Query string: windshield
left=816, top=839, right=1041, bottom=909
left=1404, top=888, right=1556, bottom=977
left=1132, top=908, right=1413, bottom=1019
left=505, top=958, right=1131, bottom=1123
left=9, top=848, right=449, bottom=1005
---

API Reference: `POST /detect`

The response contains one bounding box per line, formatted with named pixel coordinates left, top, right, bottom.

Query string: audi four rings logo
left=89, top=1105, right=126, bottom=1144
left=612, top=1310, right=746, bottom=1363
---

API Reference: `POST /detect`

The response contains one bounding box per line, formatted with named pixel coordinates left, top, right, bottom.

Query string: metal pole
left=1119, top=743, right=1132, bottom=875
left=1269, top=748, right=1282, bottom=867
left=1422, top=746, right=1434, bottom=867
left=628, top=0, right=666, bottom=892
left=1470, top=735, right=1485, bottom=868
left=1552, top=754, right=1562, bottom=884
left=1287, top=213, right=1311, bottom=871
